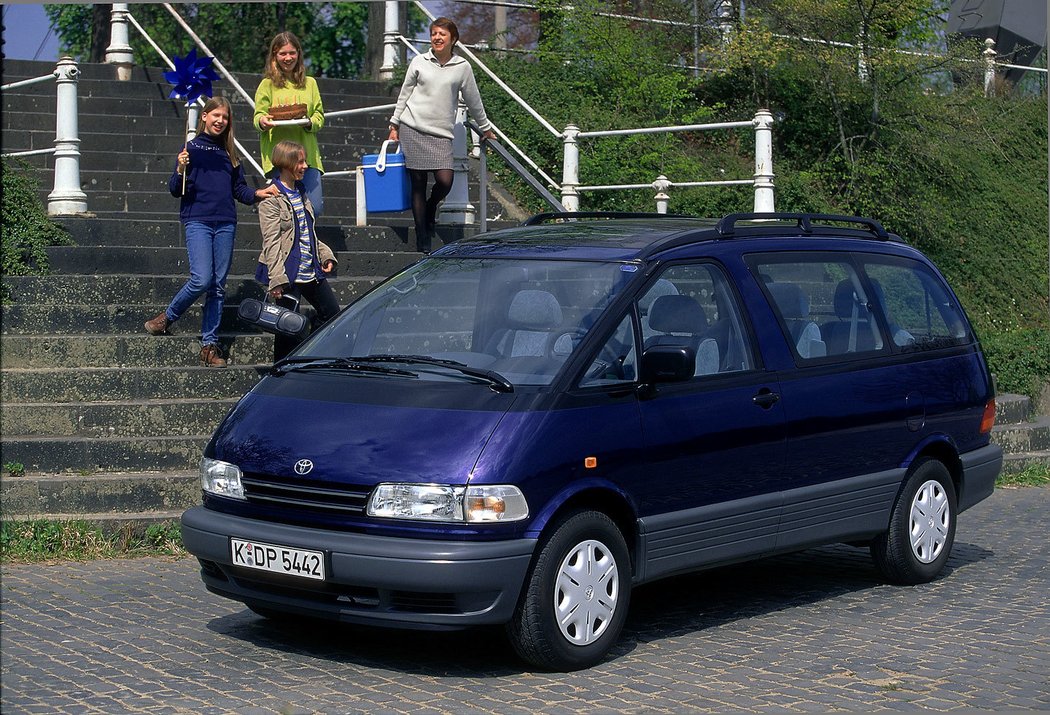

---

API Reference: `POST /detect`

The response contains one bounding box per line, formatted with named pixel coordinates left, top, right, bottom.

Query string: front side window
left=636, top=263, right=753, bottom=377
left=863, top=259, right=971, bottom=350
left=296, top=258, right=638, bottom=386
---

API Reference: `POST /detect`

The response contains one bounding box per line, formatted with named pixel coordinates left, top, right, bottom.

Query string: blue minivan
left=181, top=212, right=1002, bottom=671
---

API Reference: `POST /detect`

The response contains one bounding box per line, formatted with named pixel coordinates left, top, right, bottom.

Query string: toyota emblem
left=293, top=459, right=314, bottom=475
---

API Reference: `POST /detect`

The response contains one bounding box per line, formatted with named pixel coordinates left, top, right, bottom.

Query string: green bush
left=1, top=157, right=73, bottom=292
left=982, top=327, right=1050, bottom=398
left=0, top=519, right=186, bottom=563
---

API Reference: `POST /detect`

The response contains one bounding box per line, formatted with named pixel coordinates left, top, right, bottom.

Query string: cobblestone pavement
left=2, top=488, right=1048, bottom=714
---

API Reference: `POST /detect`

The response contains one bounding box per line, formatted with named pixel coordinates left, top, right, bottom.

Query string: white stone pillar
left=653, top=176, right=671, bottom=214
left=561, top=125, right=580, bottom=212
left=47, top=58, right=88, bottom=216
left=106, top=3, right=134, bottom=81
left=752, top=109, right=775, bottom=214
left=438, top=101, right=475, bottom=225
left=380, top=0, right=400, bottom=81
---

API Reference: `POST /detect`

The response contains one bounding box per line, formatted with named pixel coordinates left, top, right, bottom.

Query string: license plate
left=230, top=538, right=326, bottom=580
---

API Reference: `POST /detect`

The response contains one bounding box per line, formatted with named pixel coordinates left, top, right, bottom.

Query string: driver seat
left=487, top=289, right=564, bottom=357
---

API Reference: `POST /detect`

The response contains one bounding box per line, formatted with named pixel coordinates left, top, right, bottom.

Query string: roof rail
left=522, top=211, right=695, bottom=226
left=716, top=213, right=890, bottom=240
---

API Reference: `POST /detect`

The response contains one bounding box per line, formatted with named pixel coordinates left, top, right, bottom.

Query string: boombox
left=237, top=295, right=309, bottom=339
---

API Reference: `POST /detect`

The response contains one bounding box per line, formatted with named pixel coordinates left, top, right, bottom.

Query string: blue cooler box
left=361, top=142, right=411, bottom=213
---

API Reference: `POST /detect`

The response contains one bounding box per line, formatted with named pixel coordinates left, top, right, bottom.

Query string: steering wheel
left=583, top=339, right=628, bottom=381
left=549, top=328, right=589, bottom=359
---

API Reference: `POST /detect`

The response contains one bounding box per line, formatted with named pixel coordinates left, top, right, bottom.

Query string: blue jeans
left=166, top=221, right=235, bottom=346
left=269, top=167, right=323, bottom=216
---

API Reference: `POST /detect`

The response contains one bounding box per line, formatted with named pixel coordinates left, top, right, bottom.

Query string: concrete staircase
left=0, top=58, right=512, bottom=526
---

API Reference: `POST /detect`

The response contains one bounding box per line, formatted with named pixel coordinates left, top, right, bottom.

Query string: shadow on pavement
left=204, top=540, right=993, bottom=676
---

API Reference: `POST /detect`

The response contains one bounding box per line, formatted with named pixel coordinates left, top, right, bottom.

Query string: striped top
left=288, top=189, right=316, bottom=282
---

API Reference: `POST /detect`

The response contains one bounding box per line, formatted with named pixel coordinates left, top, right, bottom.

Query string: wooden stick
left=181, top=142, right=187, bottom=196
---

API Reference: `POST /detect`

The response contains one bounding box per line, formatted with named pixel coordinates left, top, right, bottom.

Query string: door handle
left=752, top=389, right=780, bottom=409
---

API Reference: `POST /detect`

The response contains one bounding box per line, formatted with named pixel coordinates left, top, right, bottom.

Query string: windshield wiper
left=349, top=354, right=514, bottom=393
left=270, top=356, right=417, bottom=378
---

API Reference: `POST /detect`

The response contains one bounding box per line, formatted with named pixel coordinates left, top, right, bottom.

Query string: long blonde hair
left=264, top=32, right=306, bottom=89
left=196, top=96, right=241, bottom=167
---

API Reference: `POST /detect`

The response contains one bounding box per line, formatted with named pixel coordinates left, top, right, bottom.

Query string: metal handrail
left=1, top=72, right=59, bottom=92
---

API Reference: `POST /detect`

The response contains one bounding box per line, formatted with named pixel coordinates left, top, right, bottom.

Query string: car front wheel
left=871, top=458, right=957, bottom=584
left=506, top=510, right=631, bottom=671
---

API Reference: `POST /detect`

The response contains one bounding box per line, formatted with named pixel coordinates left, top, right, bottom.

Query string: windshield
left=295, top=257, right=638, bottom=386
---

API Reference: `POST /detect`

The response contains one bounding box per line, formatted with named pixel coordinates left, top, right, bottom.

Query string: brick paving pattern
left=2, top=488, right=1048, bottom=714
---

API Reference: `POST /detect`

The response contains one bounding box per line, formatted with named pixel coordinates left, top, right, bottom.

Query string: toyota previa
left=181, top=212, right=1002, bottom=671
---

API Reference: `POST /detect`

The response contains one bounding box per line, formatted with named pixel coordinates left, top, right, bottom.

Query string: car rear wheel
left=506, top=510, right=631, bottom=671
left=871, top=458, right=957, bottom=584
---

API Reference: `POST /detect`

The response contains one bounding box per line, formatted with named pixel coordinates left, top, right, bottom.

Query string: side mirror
left=640, top=345, right=695, bottom=383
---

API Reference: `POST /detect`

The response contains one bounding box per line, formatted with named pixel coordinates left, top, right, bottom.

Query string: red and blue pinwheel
left=164, top=48, right=219, bottom=102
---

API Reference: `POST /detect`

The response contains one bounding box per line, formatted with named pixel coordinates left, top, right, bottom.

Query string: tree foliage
left=44, top=3, right=371, bottom=78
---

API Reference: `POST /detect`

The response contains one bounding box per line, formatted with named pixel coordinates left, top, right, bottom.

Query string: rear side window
left=863, top=258, right=972, bottom=350
left=751, top=256, right=885, bottom=360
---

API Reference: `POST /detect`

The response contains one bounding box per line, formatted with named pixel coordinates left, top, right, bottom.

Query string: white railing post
left=653, top=175, right=671, bottom=214
left=47, top=57, right=88, bottom=216
left=356, top=167, right=368, bottom=227
left=106, top=3, right=134, bottom=81
left=752, top=109, right=775, bottom=213
left=438, top=101, right=475, bottom=225
left=983, top=38, right=997, bottom=96
left=561, top=124, right=580, bottom=212
left=380, top=0, right=400, bottom=81
left=185, top=102, right=200, bottom=143
left=718, top=0, right=734, bottom=46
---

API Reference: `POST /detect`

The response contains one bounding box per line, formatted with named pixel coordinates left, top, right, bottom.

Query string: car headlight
left=367, top=484, right=528, bottom=523
left=200, top=457, right=245, bottom=500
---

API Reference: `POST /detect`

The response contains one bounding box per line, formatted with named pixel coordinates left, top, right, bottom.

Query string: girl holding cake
left=388, top=17, right=496, bottom=253
left=254, top=32, right=327, bottom=216
left=145, top=96, right=278, bottom=367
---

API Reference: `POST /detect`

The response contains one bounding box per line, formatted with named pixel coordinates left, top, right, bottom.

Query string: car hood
left=208, top=376, right=516, bottom=486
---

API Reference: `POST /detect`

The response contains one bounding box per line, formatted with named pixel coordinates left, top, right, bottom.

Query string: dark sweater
left=168, top=132, right=257, bottom=223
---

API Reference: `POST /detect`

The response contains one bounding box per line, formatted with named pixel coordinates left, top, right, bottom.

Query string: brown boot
left=200, top=344, right=227, bottom=368
left=144, top=312, right=171, bottom=335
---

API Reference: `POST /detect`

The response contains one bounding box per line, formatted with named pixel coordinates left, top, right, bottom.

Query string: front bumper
left=181, top=506, right=536, bottom=629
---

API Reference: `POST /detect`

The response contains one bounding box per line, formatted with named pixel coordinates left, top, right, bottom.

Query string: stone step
left=0, top=434, right=212, bottom=474
left=43, top=245, right=418, bottom=276
left=1001, top=450, right=1050, bottom=473
left=991, top=416, right=1050, bottom=453
left=2, top=398, right=239, bottom=438
left=0, top=364, right=264, bottom=403
left=3, top=109, right=390, bottom=136
left=6, top=127, right=390, bottom=161
left=0, top=333, right=277, bottom=369
left=60, top=170, right=355, bottom=197
left=0, top=470, right=200, bottom=517
left=1, top=274, right=381, bottom=308
left=1, top=57, right=396, bottom=93
left=2, top=302, right=300, bottom=335
left=995, top=393, right=1032, bottom=424
left=50, top=217, right=414, bottom=251
left=64, top=189, right=363, bottom=217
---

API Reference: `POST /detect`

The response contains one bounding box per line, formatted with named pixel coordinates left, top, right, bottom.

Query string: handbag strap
left=376, top=139, right=399, bottom=173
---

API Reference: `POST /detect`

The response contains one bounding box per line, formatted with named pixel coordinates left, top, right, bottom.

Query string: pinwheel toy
left=165, top=49, right=220, bottom=194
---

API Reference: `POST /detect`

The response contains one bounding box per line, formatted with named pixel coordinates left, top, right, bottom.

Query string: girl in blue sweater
left=145, top=96, right=277, bottom=367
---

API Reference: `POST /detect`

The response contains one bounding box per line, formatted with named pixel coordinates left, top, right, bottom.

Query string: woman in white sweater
left=388, top=17, right=496, bottom=253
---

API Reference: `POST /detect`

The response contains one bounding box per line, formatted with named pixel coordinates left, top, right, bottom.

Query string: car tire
left=871, top=458, right=957, bottom=585
left=506, top=510, right=631, bottom=671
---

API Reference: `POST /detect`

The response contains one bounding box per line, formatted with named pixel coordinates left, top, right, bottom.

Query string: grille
left=241, top=473, right=371, bottom=515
